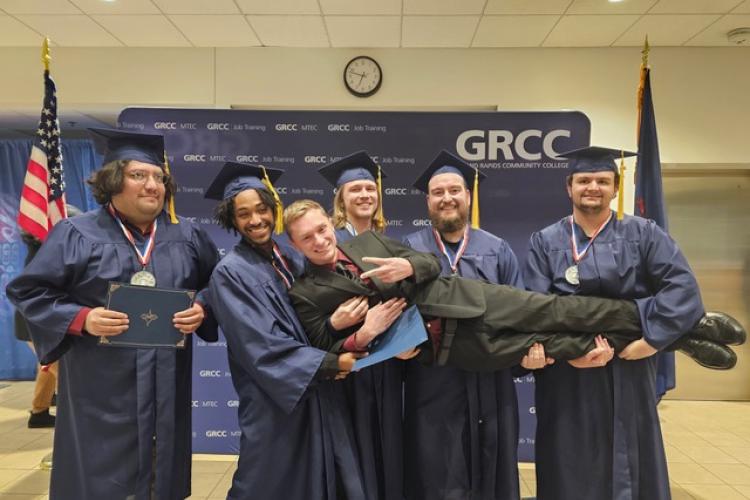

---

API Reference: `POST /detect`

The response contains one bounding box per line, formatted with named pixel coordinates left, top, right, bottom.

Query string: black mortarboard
left=318, top=151, right=385, bottom=187
left=88, top=128, right=166, bottom=167
left=558, top=146, right=637, bottom=174
left=205, top=162, right=284, bottom=201
left=412, top=150, right=486, bottom=194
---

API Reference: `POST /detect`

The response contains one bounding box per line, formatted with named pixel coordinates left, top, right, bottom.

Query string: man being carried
left=283, top=199, right=744, bottom=371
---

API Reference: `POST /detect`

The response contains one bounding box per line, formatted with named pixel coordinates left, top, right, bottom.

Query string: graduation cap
left=205, top=162, right=286, bottom=233
left=558, top=146, right=637, bottom=175
left=88, top=128, right=166, bottom=167
left=559, top=145, right=638, bottom=221
left=413, top=150, right=486, bottom=229
left=318, top=151, right=386, bottom=228
left=88, top=127, right=179, bottom=223
left=318, top=151, right=384, bottom=187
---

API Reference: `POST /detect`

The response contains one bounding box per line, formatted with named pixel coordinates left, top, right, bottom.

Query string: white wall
left=1, top=46, right=748, bottom=164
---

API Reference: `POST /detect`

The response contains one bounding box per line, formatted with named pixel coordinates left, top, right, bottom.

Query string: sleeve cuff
left=67, top=307, right=91, bottom=336
left=314, top=353, right=342, bottom=381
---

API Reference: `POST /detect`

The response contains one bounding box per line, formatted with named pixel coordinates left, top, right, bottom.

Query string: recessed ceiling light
left=608, top=0, right=625, bottom=3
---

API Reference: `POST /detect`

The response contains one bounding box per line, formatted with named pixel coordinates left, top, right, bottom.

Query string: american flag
left=17, top=70, right=67, bottom=242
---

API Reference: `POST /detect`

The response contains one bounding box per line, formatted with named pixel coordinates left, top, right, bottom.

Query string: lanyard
left=107, top=204, right=157, bottom=269
left=432, top=226, right=470, bottom=274
left=569, top=212, right=611, bottom=264
left=270, top=242, right=294, bottom=289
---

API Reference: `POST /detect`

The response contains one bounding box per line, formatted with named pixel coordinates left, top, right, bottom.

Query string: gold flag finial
left=42, top=37, right=51, bottom=72
left=641, top=36, right=650, bottom=67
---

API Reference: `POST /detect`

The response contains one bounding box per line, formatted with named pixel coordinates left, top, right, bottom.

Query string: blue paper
left=353, top=305, right=428, bottom=371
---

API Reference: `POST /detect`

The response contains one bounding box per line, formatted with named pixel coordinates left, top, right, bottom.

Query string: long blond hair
left=331, top=183, right=386, bottom=233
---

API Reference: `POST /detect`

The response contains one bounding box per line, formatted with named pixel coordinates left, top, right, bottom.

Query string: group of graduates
left=7, top=127, right=746, bottom=500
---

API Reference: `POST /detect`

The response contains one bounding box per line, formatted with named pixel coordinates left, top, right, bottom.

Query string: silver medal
left=130, top=270, right=156, bottom=287
left=565, top=265, right=579, bottom=285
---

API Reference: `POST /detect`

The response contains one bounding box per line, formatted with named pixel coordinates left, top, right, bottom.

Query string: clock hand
left=358, top=72, right=366, bottom=85
left=348, top=69, right=365, bottom=78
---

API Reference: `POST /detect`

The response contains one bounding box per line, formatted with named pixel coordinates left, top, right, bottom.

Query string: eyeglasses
left=125, top=170, right=168, bottom=185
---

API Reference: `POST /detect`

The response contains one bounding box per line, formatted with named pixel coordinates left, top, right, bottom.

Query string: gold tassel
left=375, top=164, right=386, bottom=229
left=163, top=152, right=178, bottom=223
left=261, top=166, right=284, bottom=234
left=617, top=151, right=626, bottom=220
left=471, top=167, right=480, bottom=229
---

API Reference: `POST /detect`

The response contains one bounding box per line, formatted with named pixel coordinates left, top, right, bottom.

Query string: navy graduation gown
left=208, top=238, right=367, bottom=500
left=6, top=208, right=219, bottom=500
left=402, top=227, right=523, bottom=500
left=334, top=227, right=404, bottom=500
left=524, top=213, right=703, bottom=500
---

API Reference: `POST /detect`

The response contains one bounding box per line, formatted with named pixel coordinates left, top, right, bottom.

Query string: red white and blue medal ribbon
left=107, top=204, right=158, bottom=286
left=271, top=242, right=294, bottom=289
left=566, top=212, right=612, bottom=285
left=432, top=226, right=470, bottom=275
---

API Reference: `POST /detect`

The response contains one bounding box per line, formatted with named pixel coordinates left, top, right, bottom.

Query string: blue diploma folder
left=100, top=282, right=195, bottom=349
left=353, top=305, right=428, bottom=371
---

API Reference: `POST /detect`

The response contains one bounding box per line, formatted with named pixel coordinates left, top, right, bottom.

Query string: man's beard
left=430, top=213, right=467, bottom=234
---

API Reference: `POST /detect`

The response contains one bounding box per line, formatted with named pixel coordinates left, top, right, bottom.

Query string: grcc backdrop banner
left=118, top=108, right=591, bottom=461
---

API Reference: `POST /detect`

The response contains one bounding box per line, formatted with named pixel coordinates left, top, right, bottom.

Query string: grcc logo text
left=457, top=129, right=571, bottom=161
left=206, top=430, right=227, bottom=437
left=227, top=400, right=240, bottom=407
left=275, top=123, right=298, bottom=131
left=384, top=188, right=408, bottom=195
left=207, top=123, right=230, bottom=131
left=183, top=154, right=206, bottom=162
left=153, top=122, right=176, bottom=130
left=328, top=124, right=350, bottom=132
left=199, top=370, right=222, bottom=377
left=304, top=155, right=328, bottom=164
left=236, top=155, right=259, bottom=163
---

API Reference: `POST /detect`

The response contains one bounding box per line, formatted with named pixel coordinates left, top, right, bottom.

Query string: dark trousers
left=443, top=283, right=642, bottom=371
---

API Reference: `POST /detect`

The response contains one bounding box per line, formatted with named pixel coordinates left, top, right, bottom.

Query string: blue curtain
left=1, top=139, right=98, bottom=379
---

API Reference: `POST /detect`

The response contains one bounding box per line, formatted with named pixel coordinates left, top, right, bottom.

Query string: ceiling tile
left=567, top=0, right=658, bottom=15
left=485, top=0, right=570, bottom=15
left=92, top=15, right=190, bottom=46
left=169, top=15, right=260, bottom=46
left=0, top=0, right=81, bottom=15
left=0, top=15, right=43, bottom=45
left=247, top=15, right=329, bottom=46
left=69, top=0, right=160, bottom=15
left=731, top=0, right=750, bottom=12
left=404, top=0, right=486, bottom=15
left=686, top=14, right=750, bottom=45
left=152, top=0, right=240, bottom=14
left=474, top=15, right=559, bottom=47
left=16, top=15, right=122, bottom=46
left=650, top=0, right=742, bottom=14
left=237, top=0, right=320, bottom=15
left=326, top=16, right=400, bottom=47
left=543, top=14, right=640, bottom=46
left=402, top=15, right=478, bottom=47
left=320, top=0, right=401, bottom=15
left=615, top=14, right=720, bottom=45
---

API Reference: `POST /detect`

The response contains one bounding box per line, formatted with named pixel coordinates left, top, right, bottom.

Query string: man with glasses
left=7, top=128, right=219, bottom=500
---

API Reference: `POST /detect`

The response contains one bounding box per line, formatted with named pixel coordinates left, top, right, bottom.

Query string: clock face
left=344, top=56, right=382, bottom=97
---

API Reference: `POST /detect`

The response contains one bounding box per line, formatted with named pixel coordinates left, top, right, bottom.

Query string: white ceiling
left=0, top=0, right=748, bottom=48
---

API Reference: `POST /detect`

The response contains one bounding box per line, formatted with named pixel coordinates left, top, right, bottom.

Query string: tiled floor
left=3, top=381, right=750, bottom=499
